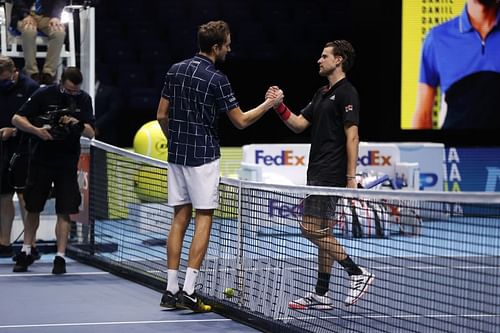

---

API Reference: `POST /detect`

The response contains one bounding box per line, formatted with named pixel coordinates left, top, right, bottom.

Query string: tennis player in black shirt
left=267, top=40, right=374, bottom=309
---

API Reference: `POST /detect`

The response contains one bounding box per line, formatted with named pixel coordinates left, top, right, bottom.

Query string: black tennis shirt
left=301, top=78, right=360, bottom=187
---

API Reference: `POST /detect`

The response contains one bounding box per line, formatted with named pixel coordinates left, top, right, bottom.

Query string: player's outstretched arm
left=266, top=86, right=310, bottom=134
left=226, top=90, right=283, bottom=130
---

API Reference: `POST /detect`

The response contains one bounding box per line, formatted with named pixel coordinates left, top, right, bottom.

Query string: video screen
left=400, top=0, right=500, bottom=130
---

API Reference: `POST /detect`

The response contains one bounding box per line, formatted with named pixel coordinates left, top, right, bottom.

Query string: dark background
left=83, top=0, right=499, bottom=147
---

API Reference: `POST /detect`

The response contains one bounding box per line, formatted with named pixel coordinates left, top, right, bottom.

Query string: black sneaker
left=12, top=248, right=40, bottom=262
left=0, top=245, right=13, bottom=258
left=31, top=247, right=41, bottom=261
left=52, top=256, right=66, bottom=274
left=13, top=252, right=34, bottom=272
left=178, top=291, right=212, bottom=312
left=160, top=290, right=179, bottom=309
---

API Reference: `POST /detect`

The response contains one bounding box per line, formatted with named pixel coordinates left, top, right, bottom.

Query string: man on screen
left=413, top=0, right=500, bottom=129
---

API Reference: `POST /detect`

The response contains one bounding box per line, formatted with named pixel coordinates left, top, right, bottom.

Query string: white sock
left=167, top=269, right=179, bottom=294
left=21, top=244, right=31, bottom=255
left=56, top=252, right=65, bottom=258
left=183, top=267, right=199, bottom=295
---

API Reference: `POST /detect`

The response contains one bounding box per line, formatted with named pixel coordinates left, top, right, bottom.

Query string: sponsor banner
left=444, top=147, right=500, bottom=192
left=243, top=143, right=400, bottom=186
left=397, top=142, right=444, bottom=191
left=242, top=142, right=447, bottom=191
left=243, top=144, right=309, bottom=185
left=358, top=143, right=400, bottom=178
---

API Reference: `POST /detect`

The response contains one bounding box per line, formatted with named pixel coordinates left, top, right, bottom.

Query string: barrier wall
left=242, top=142, right=445, bottom=191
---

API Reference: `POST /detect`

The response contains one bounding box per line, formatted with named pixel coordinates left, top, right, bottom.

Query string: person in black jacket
left=0, top=55, right=39, bottom=258
left=11, top=67, right=95, bottom=274
left=10, top=0, right=66, bottom=84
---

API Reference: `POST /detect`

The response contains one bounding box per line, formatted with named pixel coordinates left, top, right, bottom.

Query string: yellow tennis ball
left=223, top=287, right=235, bottom=298
left=133, top=165, right=167, bottom=202
left=133, top=121, right=167, bottom=160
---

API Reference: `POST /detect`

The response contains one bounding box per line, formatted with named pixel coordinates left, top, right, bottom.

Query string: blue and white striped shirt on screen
left=161, top=54, right=239, bottom=166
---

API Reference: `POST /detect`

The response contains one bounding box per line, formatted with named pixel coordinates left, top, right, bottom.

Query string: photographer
left=11, top=67, right=95, bottom=274
left=0, top=56, right=39, bottom=258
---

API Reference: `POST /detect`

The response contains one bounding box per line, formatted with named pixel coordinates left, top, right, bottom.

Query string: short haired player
left=267, top=40, right=374, bottom=309
left=157, top=20, right=283, bottom=312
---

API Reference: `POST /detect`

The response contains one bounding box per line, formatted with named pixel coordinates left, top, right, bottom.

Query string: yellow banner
left=401, top=0, right=466, bottom=129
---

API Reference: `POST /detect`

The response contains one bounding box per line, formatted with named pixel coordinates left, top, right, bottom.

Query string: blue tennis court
left=2, top=213, right=499, bottom=332
left=0, top=255, right=259, bottom=333
left=86, top=215, right=500, bottom=333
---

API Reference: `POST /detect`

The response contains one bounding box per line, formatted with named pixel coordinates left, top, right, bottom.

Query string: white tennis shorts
left=168, top=159, right=220, bottom=209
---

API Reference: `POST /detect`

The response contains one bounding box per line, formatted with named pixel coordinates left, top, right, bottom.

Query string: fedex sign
left=255, top=149, right=305, bottom=166
left=268, top=198, right=303, bottom=220
left=358, top=150, right=392, bottom=166
left=357, top=143, right=400, bottom=178
left=243, top=144, right=310, bottom=185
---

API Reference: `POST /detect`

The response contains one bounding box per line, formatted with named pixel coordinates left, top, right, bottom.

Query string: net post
left=236, top=179, right=244, bottom=308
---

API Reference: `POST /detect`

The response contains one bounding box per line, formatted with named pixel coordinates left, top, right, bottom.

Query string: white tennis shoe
left=288, top=292, right=333, bottom=310
left=344, top=267, right=374, bottom=306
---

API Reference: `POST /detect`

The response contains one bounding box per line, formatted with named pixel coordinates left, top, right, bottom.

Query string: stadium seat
left=0, top=1, right=75, bottom=67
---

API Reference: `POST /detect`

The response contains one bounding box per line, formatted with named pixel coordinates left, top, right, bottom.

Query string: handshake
left=265, top=86, right=291, bottom=121
left=265, top=86, right=284, bottom=108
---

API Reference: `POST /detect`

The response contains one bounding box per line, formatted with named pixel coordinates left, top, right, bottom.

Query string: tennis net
left=68, top=140, right=500, bottom=333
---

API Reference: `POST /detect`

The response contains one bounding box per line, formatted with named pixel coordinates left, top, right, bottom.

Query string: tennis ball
left=133, top=121, right=167, bottom=161
left=223, top=287, right=235, bottom=298
left=133, top=165, right=167, bottom=203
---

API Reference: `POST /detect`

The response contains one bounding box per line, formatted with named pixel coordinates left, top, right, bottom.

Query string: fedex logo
left=255, top=150, right=305, bottom=166
left=358, top=150, right=392, bottom=166
left=268, top=199, right=303, bottom=219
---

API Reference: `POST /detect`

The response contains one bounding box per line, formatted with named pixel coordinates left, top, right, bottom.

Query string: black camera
left=31, top=105, right=80, bottom=140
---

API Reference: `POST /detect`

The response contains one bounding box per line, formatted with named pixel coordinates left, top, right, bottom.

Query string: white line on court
left=0, top=318, right=232, bottom=329
left=279, top=313, right=500, bottom=321
left=0, top=271, right=110, bottom=278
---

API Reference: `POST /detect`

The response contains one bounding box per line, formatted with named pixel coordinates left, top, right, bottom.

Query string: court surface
left=0, top=256, right=260, bottom=333
left=90, top=215, right=500, bottom=333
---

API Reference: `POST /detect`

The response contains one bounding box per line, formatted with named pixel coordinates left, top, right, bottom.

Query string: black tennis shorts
left=303, top=179, right=341, bottom=219
left=303, top=195, right=339, bottom=220
left=24, top=162, right=81, bottom=214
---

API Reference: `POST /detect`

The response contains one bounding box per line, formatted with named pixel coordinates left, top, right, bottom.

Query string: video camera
left=31, top=105, right=80, bottom=140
